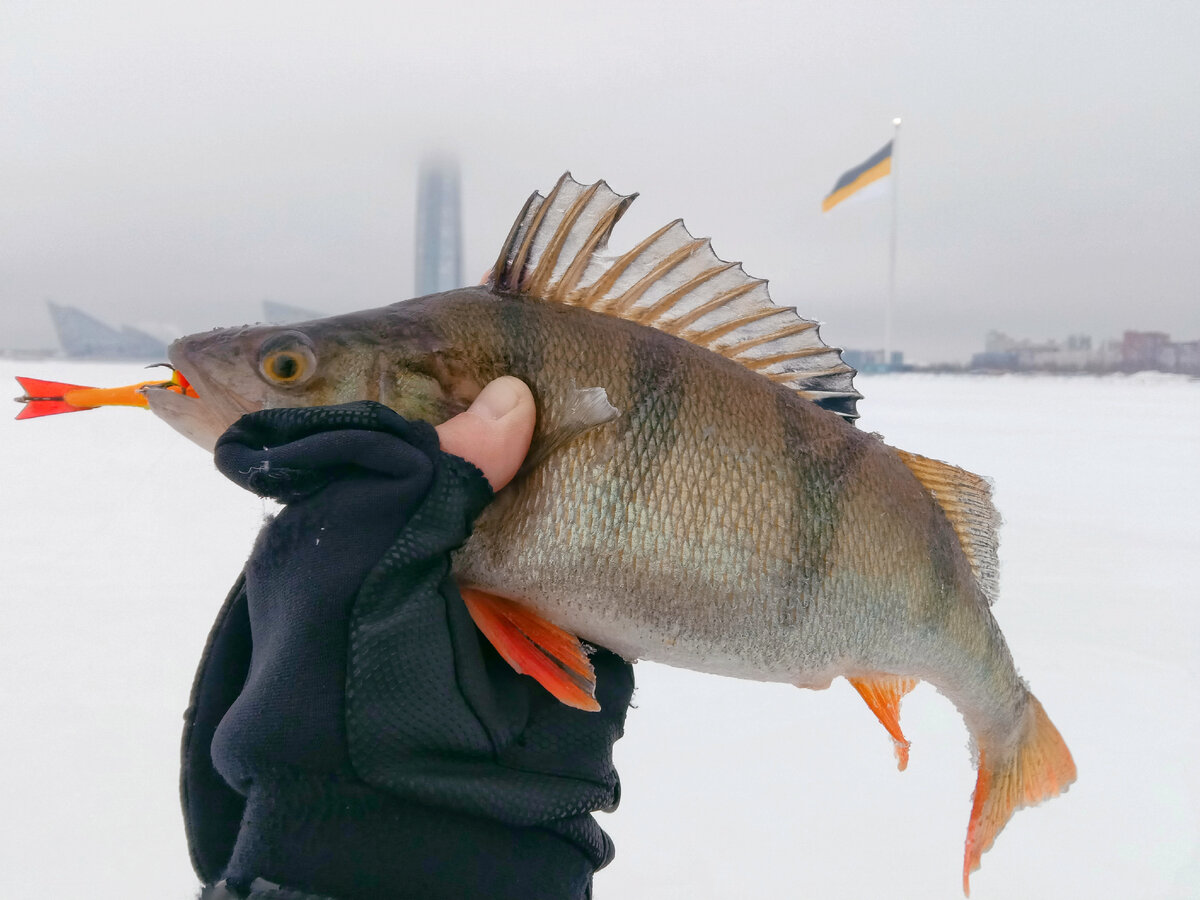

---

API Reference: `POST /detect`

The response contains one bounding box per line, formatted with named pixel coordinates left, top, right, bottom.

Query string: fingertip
left=436, top=378, right=536, bottom=491
left=470, top=376, right=535, bottom=423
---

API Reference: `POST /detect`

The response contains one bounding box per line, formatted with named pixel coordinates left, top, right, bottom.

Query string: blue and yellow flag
left=822, top=141, right=893, bottom=212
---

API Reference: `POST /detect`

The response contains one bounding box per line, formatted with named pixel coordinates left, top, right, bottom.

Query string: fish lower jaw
left=144, top=387, right=240, bottom=452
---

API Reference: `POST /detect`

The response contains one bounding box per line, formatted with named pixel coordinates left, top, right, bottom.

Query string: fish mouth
left=142, top=343, right=257, bottom=452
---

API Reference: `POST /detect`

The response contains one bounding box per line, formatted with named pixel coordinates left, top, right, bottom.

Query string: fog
left=3, top=1, right=1198, bottom=362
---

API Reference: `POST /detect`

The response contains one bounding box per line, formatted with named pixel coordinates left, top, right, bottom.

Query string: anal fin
left=460, top=587, right=600, bottom=712
left=848, top=674, right=919, bottom=771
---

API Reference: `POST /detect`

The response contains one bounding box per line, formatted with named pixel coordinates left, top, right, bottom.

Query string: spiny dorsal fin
left=490, top=173, right=862, bottom=423
left=894, top=449, right=1002, bottom=605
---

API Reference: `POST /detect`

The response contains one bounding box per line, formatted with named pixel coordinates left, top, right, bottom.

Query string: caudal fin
left=963, top=694, right=1075, bottom=894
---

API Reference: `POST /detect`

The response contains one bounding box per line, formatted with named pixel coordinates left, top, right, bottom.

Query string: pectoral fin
left=460, top=587, right=600, bottom=712
left=848, top=674, right=919, bottom=771
left=518, top=386, right=620, bottom=477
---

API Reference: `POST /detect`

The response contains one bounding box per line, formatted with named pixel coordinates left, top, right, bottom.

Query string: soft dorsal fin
left=490, top=173, right=862, bottom=423
left=894, top=449, right=1002, bottom=605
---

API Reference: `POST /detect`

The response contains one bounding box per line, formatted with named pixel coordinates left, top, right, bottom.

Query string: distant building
left=1162, top=339, right=1200, bottom=374
left=973, top=330, right=1095, bottom=370
left=1121, top=330, right=1171, bottom=370
left=47, top=302, right=167, bottom=359
left=415, top=156, right=463, bottom=295
left=842, top=348, right=904, bottom=373
left=970, top=329, right=1199, bottom=375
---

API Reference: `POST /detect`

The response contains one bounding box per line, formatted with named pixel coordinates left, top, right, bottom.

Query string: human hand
left=184, top=381, right=632, bottom=900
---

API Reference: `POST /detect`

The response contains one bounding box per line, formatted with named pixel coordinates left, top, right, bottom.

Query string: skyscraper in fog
left=415, top=156, right=463, bottom=295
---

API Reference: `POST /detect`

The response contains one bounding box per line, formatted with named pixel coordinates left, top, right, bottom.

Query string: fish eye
left=257, top=332, right=318, bottom=387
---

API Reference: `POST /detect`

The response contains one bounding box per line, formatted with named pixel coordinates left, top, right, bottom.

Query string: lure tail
left=14, top=372, right=196, bottom=420
left=14, top=377, right=97, bottom=419
left=963, top=694, right=1076, bottom=894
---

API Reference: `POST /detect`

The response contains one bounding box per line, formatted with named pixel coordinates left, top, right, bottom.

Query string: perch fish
left=15, top=174, right=1075, bottom=893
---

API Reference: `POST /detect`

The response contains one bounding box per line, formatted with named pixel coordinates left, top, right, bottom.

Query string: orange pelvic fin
left=460, top=587, right=600, bottom=712
left=14, top=371, right=196, bottom=420
left=848, top=674, right=919, bottom=771
left=962, top=695, right=1076, bottom=895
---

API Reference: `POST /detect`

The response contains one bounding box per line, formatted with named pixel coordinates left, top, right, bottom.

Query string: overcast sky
left=2, top=0, right=1197, bottom=363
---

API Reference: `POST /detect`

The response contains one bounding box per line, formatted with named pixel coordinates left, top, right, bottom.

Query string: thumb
left=434, top=377, right=536, bottom=491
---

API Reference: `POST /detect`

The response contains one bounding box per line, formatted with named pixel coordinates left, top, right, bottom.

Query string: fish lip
left=161, top=339, right=256, bottom=425
left=137, top=337, right=263, bottom=452
left=138, top=339, right=257, bottom=453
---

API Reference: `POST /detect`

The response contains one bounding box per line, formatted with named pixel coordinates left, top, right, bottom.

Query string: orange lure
left=13, top=370, right=197, bottom=420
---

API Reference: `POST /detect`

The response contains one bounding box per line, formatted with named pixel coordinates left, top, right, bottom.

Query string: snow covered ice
left=2, top=360, right=1197, bottom=898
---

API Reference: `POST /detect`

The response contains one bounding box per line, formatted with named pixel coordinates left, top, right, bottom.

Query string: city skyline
left=3, top=2, right=1197, bottom=364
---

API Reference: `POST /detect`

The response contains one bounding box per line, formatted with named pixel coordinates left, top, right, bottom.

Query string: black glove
left=181, top=402, right=634, bottom=900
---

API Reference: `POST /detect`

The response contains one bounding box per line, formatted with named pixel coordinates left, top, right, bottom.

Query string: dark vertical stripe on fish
left=493, top=298, right=551, bottom=447
left=620, top=329, right=685, bottom=499
left=774, top=395, right=871, bottom=627
left=496, top=297, right=546, bottom=380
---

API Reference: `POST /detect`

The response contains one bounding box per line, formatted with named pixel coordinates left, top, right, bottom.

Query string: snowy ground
left=1, top=361, right=1197, bottom=898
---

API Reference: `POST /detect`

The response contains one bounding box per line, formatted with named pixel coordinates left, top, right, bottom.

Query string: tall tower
left=415, top=156, right=463, bottom=295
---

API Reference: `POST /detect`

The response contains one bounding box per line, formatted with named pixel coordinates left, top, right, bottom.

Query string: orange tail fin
left=963, top=695, right=1076, bottom=895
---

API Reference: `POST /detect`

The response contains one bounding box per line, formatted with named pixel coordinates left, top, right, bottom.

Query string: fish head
left=146, top=294, right=492, bottom=452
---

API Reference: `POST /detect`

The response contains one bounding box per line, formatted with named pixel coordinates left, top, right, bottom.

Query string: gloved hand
left=181, top=380, right=634, bottom=900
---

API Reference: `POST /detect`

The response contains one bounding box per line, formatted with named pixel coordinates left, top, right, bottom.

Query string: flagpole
left=885, top=117, right=901, bottom=370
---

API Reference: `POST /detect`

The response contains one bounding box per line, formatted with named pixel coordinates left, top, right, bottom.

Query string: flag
left=822, top=140, right=893, bottom=212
